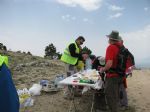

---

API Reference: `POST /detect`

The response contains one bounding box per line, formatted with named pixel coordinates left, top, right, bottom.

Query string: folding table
left=59, top=72, right=103, bottom=112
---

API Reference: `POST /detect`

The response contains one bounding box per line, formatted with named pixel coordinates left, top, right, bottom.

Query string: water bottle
left=85, top=58, right=92, bottom=70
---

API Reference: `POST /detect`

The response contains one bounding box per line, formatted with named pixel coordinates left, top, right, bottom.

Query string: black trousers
left=94, top=89, right=107, bottom=110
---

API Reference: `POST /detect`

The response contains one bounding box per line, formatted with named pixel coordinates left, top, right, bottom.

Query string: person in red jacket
left=100, top=31, right=122, bottom=112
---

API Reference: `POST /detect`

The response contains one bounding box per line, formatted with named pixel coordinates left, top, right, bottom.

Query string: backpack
left=116, top=45, right=129, bottom=77
left=108, top=45, right=134, bottom=77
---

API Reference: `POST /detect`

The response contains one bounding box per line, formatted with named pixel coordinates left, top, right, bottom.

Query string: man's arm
left=100, top=60, right=113, bottom=73
left=69, top=43, right=82, bottom=58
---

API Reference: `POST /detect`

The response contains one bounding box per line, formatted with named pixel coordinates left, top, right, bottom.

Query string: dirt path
left=127, top=70, right=150, bottom=112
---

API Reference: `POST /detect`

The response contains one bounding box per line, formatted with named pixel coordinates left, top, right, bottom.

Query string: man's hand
left=99, top=67, right=105, bottom=73
left=100, top=60, right=113, bottom=73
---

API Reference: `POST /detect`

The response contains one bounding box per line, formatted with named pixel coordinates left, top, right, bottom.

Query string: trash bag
left=0, top=64, right=20, bottom=112
left=17, top=88, right=34, bottom=108
left=29, top=84, right=42, bottom=96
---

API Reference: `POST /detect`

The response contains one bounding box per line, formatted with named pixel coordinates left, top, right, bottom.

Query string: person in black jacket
left=92, top=56, right=107, bottom=111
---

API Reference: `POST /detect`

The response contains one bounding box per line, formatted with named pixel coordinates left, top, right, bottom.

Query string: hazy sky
left=0, top=0, right=150, bottom=67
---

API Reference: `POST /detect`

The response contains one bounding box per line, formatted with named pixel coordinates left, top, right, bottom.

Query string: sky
left=0, top=0, right=150, bottom=67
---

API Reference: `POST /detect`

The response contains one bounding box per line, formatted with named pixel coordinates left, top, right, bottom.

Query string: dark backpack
left=108, top=45, right=130, bottom=77
left=116, top=45, right=129, bottom=77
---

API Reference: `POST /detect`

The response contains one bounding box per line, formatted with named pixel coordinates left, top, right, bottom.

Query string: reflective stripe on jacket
left=61, top=42, right=80, bottom=65
left=0, top=55, right=8, bottom=67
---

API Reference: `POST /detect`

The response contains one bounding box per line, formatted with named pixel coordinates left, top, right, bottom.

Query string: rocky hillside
left=0, top=50, right=66, bottom=88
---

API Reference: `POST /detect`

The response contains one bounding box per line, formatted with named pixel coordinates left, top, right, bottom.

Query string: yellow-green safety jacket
left=0, top=55, right=8, bottom=67
left=61, top=42, right=80, bottom=65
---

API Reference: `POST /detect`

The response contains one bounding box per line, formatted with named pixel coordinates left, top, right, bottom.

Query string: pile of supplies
left=73, top=69, right=100, bottom=84
left=40, top=75, right=65, bottom=92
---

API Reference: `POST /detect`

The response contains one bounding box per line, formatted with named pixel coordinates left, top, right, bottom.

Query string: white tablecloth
left=59, top=72, right=102, bottom=89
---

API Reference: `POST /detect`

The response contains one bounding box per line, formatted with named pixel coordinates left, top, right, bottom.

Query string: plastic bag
left=29, top=84, right=42, bottom=96
left=82, top=86, right=90, bottom=94
left=17, top=88, right=34, bottom=108
left=94, top=80, right=103, bottom=90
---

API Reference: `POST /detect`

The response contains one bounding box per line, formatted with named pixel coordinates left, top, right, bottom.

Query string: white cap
left=98, top=56, right=105, bottom=65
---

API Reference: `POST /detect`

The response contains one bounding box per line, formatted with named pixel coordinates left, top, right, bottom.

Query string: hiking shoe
left=63, top=96, right=73, bottom=100
left=124, top=106, right=130, bottom=110
left=63, top=93, right=73, bottom=100
left=95, top=109, right=108, bottom=112
left=119, top=106, right=129, bottom=111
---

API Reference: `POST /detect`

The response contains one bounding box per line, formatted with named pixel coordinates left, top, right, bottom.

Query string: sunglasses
left=80, top=41, right=83, bottom=45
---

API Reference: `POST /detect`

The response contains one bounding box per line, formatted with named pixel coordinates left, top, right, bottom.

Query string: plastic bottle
left=40, top=80, right=49, bottom=86
left=85, top=58, right=92, bottom=70
left=54, top=75, right=64, bottom=88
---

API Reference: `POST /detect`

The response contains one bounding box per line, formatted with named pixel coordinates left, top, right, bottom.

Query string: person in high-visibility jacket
left=61, top=36, right=86, bottom=76
left=0, top=55, right=8, bottom=67
left=61, top=36, right=87, bottom=99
